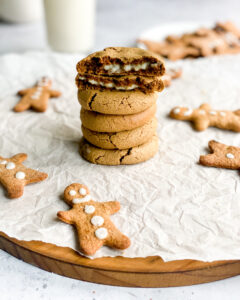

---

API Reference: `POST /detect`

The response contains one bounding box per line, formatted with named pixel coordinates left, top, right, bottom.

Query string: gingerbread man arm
left=101, top=201, right=121, bottom=215
left=57, top=209, right=76, bottom=224
left=25, top=168, right=48, bottom=184
left=49, top=90, right=61, bottom=98
left=17, top=89, right=31, bottom=96
left=199, top=103, right=211, bottom=111
left=11, top=153, right=28, bottom=163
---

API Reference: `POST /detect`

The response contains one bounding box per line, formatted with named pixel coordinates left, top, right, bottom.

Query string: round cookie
left=80, top=103, right=157, bottom=133
left=81, top=117, right=157, bottom=150
left=78, top=89, right=158, bottom=115
left=79, top=135, right=159, bottom=165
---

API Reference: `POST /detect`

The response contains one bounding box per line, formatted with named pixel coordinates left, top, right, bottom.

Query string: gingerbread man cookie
left=170, top=103, right=240, bottom=132
left=0, top=153, right=48, bottom=198
left=14, top=77, right=61, bottom=112
left=57, top=183, right=131, bottom=255
left=199, top=140, right=240, bottom=170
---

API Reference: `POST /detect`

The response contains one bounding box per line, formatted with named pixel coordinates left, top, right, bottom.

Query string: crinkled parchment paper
left=0, top=51, right=240, bottom=261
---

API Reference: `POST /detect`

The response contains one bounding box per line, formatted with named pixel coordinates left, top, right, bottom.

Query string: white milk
left=43, top=0, right=95, bottom=52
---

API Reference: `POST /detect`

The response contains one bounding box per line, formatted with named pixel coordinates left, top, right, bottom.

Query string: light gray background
left=0, top=0, right=240, bottom=299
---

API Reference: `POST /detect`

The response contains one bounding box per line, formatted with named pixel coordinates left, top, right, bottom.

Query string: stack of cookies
left=76, top=47, right=165, bottom=165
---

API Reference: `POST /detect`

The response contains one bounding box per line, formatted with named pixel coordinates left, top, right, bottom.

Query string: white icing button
left=6, top=162, right=15, bottom=170
left=198, top=110, right=206, bottom=115
left=220, top=112, right=226, bottom=116
left=84, top=205, right=95, bottom=214
left=209, top=111, right=217, bottom=115
left=95, top=227, right=108, bottom=239
left=226, top=153, right=234, bottom=159
left=183, top=109, right=192, bottom=116
left=15, top=171, right=25, bottom=179
left=173, top=108, right=180, bottom=114
left=79, top=187, right=87, bottom=195
left=69, top=190, right=76, bottom=196
left=91, top=216, right=104, bottom=226
left=72, top=194, right=91, bottom=204
left=0, top=160, right=7, bottom=165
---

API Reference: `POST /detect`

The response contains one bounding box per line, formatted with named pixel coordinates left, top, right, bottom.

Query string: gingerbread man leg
left=14, top=95, right=31, bottom=112
left=106, top=228, right=131, bottom=250
left=199, top=140, right=240, bottom=169
left=1, top=177, right=24, bottom=198
left=78, top=233, right=103, bottom=256
left=194, top=118, right=210, bottom=131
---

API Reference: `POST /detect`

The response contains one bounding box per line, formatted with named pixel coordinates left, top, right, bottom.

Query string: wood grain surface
left=0, top=232, right=239, bottom=287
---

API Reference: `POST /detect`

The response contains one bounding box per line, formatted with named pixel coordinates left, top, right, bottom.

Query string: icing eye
left=5, top=162, right=15, bottom=170
left=226, top=153, right=234, bottom=159
left=173, top=108, right=180, bottom=114
left=79, top=187, right=87, bottom=195
left=69, top=190, right=76, bottom=196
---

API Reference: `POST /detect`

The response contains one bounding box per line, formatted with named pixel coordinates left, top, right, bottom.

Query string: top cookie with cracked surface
left=78, top=89, right=158, bottom=115
left=76, top=47, right=165, bottom=77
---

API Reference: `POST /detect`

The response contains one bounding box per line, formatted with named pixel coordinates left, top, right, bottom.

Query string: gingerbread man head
left=63, top=183, right=91, bottom=206
left=37, top=77, right=52, bottom=88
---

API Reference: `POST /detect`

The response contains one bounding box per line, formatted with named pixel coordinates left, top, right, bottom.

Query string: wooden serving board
left=0, top=231, right=239, bottom=287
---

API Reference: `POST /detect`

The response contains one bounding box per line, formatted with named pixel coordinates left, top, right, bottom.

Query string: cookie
left=215, top=21, right=240, bottom=41
left=78, top=89, right=158, bottom=115
left=138, top=21, right=240, bottom=60
left=0, top=153, right=48, bottom=198
left=181, top=30, right=228, bottom=57
left=80, top=103, right=157, bottom=132
left=79, top=134, right=158, bottom=165
left=76, top=73, right=164, bottom=94
left=14, top=77, right=61, bottom=112
left=199, top=140, right=240, bottom=170
left=162, top=67, right=182, bottom=87
left=82, top=117, right=157, bottom=150
left=57, top=183, right=131, bottom=255
left=169, top=103, right=240, bottom=132
left=138, top=39, right=200, bottom=60
left=76, top=47, right=165, bottom=76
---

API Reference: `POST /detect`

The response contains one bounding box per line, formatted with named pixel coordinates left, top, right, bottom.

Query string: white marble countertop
left=0, top=0, right=240, bottom=299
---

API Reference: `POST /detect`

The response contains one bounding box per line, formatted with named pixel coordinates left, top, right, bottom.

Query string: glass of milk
left=43, top=0, right=96, bottom=52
